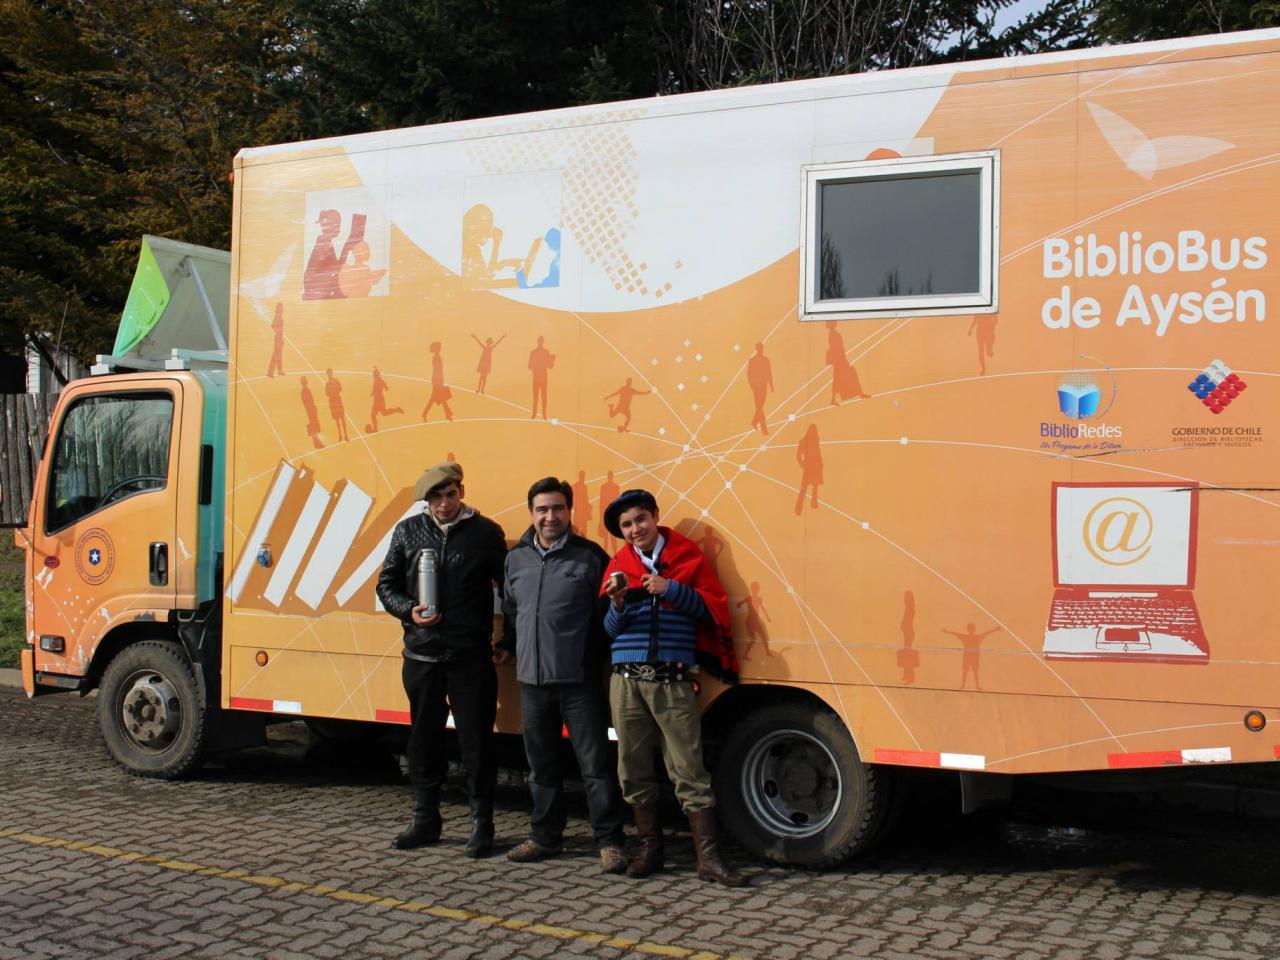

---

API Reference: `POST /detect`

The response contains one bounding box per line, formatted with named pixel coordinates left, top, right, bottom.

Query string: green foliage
left=0, top=0, right=306, bottom=363
left=0, top=539, right=24, bottom=669
left=1090, top=0, right=1280, bottom=43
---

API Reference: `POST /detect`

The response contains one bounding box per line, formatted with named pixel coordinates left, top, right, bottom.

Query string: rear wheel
left=714, top=700, right=895, bottom=867
left=98, top=640, right=207, bottom=779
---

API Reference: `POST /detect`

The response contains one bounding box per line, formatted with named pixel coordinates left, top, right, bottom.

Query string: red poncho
left=600, top=526, right=739, bottom=683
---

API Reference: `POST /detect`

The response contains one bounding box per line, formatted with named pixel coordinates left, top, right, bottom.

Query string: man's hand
left=411, top=605, right=441, bottom=626
left=493, top=648, right=514, bottom=665
left=641, top=574, right=668, bottom=596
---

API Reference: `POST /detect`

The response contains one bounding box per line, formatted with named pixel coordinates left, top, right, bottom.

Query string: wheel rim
left=739, top=727, right=843, bottom=839
left=116, top=669, right=182, bottom=753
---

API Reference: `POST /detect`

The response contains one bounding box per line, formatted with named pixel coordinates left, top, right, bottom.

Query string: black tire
left=713, top=700, right=894, bottom=867
left=98, top=640, right=208, bottom=779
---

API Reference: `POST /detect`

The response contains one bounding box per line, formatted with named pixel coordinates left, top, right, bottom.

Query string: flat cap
left=412, top=461, right=464, bottom=500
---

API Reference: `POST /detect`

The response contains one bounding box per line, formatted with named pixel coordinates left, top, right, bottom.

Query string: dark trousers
left=519, top=681, right=625, bottom=849
left=403, top=655, right=497, bottom=816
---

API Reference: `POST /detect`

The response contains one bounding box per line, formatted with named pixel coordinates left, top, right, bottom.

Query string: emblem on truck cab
left=75, top=528, right=115, bottom=586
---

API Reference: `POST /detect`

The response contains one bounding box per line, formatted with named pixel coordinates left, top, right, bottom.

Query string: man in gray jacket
left=497, top=476, right=626, bottom=872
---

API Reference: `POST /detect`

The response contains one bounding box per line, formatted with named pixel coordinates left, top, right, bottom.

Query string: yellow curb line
left=0, top=831, right=749, bottom=960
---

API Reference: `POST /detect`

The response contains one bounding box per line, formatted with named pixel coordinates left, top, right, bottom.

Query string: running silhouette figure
left=942, top=623, right=999, bottom=691
left=366, top=366, right=403, bottom=433
left=471, top=333, right=506, bottom=395
left=794, top=423, right=823, bottom=514
left=605, top=378, right=650, bottom=432
left=324, top=368, right=348, bottom=442
left=528, top=336, right=555, bottom=419
left=825, top=321, right=872, bottom=404
left=421, top=341, right=454, bottom=422
left=597, top=470, right=621, bottom=549
left=267, top=303, right=286, bottom=378
left=738, top=582, right=772, bottom=659
left=746, top=342, right=773, bottom=434
left=300, top=376, right=324, bottom=449
left=968, top=315, right=998, bottom=375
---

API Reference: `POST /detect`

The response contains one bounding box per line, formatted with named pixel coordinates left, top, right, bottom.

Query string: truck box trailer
left=19, top=27, right=1280, bottom=866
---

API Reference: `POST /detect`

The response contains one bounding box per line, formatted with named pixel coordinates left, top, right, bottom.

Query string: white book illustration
left=1086, top=102, right=1232, bottom=180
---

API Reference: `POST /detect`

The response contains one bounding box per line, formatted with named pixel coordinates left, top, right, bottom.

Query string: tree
left=1089, top=0, right=1280, bottom=43
left=0, top=0, right=306, bottom=363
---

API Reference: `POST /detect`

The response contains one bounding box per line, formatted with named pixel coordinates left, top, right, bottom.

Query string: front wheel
left=713, top=700, right=896, bottom=867
left=98, top=640, right=208, bottom=779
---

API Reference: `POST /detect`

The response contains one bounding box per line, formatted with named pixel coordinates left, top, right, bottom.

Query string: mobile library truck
left=19, top=28, right=1280, bottom=866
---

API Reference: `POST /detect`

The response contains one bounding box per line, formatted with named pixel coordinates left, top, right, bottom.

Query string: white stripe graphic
left=1182, top=747, right=1231, bottom=764
left=333, top=501, right=424, bottom=606
left=295, top=481, right=374, bottom=609
left=940, top=753, right=986, bottom=770
left=229, top=462, right=296, bottom=602
left=264, top=482, right=330, bottom=606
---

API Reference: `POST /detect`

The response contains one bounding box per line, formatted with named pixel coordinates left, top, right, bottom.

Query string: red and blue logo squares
left=1188, top=359, right=1246, bottom=415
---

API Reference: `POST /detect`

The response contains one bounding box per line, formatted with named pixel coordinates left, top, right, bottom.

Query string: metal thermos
left=416, top=548, right=439, bottom=617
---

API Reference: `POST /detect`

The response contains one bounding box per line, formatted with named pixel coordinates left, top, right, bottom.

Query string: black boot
left=392, top=787, right=442, bottom=850
left=464, top=796, right=495, bottom=858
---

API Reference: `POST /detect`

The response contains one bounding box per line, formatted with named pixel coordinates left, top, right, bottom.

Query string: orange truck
left=19, top=28, right=1280, bottom=867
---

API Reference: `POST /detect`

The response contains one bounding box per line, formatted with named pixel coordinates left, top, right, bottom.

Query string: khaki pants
left=609, top=673, right=715, bottom=811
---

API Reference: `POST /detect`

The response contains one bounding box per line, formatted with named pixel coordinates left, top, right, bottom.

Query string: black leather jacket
left=376, top=508, right=507, bottom=660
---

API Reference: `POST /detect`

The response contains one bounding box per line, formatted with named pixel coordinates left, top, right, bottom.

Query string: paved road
left=4, top=687, right=1280, bottom=960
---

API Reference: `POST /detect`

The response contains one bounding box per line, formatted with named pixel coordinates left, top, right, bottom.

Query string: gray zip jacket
left=499, top=528, right=610, bottom=686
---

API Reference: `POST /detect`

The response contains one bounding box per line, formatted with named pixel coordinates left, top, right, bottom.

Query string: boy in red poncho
left=601, top=489, right=745, bottom=887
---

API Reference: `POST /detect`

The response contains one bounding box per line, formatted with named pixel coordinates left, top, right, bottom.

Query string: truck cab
left=19, top=237, right=237, bottom=776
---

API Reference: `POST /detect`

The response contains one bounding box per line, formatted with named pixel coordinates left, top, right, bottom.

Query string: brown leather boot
left=688, top=809, right=747, bottom=887
left=626, top=802, right=664, bottom=878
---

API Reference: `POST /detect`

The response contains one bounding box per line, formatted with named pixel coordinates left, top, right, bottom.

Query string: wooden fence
left=1, top=394, right=56, bottom=527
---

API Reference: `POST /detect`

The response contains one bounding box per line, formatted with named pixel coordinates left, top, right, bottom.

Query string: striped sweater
left=604, top=578, right=709, bottom=665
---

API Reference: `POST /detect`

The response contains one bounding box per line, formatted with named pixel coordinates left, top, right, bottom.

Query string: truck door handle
left=149, top=542, right=168, bottom=586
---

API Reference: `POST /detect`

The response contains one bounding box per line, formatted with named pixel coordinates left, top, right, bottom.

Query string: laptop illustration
left=1043, top=482, right=1208, bottom=665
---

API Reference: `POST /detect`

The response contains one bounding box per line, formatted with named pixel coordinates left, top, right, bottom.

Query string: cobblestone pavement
left=5, top=688, right=1280, bottom=960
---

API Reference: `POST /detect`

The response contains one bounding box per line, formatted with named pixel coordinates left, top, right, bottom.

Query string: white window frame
left=800, top=150, right=1000, bottom=321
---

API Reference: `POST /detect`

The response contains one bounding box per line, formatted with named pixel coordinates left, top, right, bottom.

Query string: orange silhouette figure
left=571, top=470, right=592, bottom=535
left=338, top=239, right=386, bottom=298
left=943, top=622, right=999, bottom=691
left=528, top=336, right=555, bottom=419
left=461, top=203, right=539, bottom=289
left=968, top=315, right=998, bottom=375
left=825, top=321, right=871, bottom=404
left=366, top=366, right=404, bottom=433
left=597, top=470, right=621, bottom=549
left=746, top=342, right=773, bottom=434
left=471, top=333, right=506, bottom=395
left=267, top=303, right=285, bottom=378
left=698, top=525, right=725, bottom=576
left=304, top=209, right=361, bottom=300
left=794, top=423, right=823, bottom=514
left=605, top=378, right=650, bottom=432
left=324, top=369, right=348, bottom=442
left=300, top=376, right=324, bottom=449
left=738, top=582, right=772, bottom=659
left=421, top=342, right=454, bottom=422
left=898, top=590, right=919, bottom=684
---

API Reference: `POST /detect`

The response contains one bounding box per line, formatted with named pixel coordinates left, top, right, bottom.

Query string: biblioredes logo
left=1041, top=365, right=1122, bottom=452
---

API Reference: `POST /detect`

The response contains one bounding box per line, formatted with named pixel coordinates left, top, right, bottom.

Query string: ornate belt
left=612, top=662, right=689, bottom=683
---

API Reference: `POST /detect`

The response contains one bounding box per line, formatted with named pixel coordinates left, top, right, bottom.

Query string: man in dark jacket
left=497, top=477, right=626, bottom=872
left=377, top=461, right=507, bottom=857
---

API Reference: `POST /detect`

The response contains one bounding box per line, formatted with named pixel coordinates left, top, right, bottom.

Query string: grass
left=0, top=537, right=26, bottom=669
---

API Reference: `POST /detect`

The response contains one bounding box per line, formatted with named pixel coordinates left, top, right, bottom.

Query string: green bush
left=0, top=539, right=26, bottom=669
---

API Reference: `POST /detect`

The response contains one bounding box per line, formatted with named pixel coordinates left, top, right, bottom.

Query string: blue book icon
left=1058, top=383, right=1100, bottom=419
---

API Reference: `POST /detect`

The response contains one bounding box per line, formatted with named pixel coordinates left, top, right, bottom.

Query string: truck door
left=29, top=382, right=182, bottom=680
